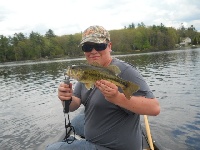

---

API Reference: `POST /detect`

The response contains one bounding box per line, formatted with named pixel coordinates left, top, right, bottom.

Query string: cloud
left=0, top=0, right=200, bottom=36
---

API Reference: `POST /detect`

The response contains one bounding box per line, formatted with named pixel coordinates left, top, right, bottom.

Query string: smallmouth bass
left=66, top=64, right=140, bottom=99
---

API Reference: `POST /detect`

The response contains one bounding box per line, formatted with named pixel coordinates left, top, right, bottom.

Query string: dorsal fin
left=90, top=62, right=121, bottom=75
left=106, top=65, right=121, bottom=75
left=90, top=62, right=102, bottom=67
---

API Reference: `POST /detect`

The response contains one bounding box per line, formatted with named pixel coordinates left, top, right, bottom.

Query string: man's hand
left=58, top=83, right=73, bottom=101
left=95, top=80, right=120, bottom=103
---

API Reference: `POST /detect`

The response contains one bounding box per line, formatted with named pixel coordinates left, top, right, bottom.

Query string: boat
left=141, top=124, right=161, bottom=150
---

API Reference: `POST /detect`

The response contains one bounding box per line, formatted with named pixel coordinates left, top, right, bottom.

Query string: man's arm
left=95, top=80, right=160, bottom=116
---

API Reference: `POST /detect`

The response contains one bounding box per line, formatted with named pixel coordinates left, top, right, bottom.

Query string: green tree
left=45, top=29, right=56, bottom=38
left=192, top=37, right=197, bottom=45
left=137, top=22, right=146, bottom=28
left=186, top=25, right=198, bottom=42
left=0, top=35, right=9, bottom=62
left=64, top=34, right=82, bottom=56
left=178, top=23, right=186, bottom=38
left=134, top=26, right=151, bottom=50
left=29, top=31, right=46, bottom=59
left=10, top=32, right=27, bottom=61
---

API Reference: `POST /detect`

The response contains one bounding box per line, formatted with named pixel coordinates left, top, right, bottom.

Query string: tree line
left=0, top=23, right=200, bottom=62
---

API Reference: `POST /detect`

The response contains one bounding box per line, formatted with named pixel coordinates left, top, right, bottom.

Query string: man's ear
left=108, top=42, right=112, bottom=52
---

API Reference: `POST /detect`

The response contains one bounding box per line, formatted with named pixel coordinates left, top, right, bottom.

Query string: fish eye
left=71, top=65, right=76, bottom=69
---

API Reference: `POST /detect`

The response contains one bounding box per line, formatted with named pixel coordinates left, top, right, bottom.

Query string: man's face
left=82, top=42, right=112, bottom=66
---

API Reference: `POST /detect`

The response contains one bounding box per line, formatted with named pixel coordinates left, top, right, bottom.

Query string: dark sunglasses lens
left=82, top=45, right=93, bottom=52
left=82, top=43, right=107, bottom=52
left=94, top=44, right=107, bottom=51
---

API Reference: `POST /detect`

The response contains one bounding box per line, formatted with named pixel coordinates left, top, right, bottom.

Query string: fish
left=66, top=63, right=140, bottom=99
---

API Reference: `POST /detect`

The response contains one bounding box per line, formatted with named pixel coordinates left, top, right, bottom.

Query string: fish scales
left=81, top=67, right=129, bottom=90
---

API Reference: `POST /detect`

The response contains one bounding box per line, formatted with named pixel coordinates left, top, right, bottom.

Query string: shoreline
left=0, top=46, right=199, bottom=66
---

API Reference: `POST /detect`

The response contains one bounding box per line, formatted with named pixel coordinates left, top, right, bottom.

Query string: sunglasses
left=81, top=43, right=107, bottom=52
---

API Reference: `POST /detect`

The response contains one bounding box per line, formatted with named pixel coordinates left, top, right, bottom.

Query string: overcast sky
left=0, top=0, right=200, bottom=37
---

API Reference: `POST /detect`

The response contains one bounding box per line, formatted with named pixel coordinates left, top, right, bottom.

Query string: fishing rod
left=62, top=75, right=75, bottom=144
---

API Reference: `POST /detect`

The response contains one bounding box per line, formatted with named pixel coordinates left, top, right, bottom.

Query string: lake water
left=0, top=48, right=200, bottom=150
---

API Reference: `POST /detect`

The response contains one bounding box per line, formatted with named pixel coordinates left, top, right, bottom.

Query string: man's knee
left=71, top=114, right=85, bottom=137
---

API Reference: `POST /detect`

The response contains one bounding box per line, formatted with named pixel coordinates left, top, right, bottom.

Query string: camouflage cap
left=80, top=25, right=110, bottom=45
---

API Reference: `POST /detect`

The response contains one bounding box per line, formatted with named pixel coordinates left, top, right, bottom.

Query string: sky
left=0, top=0, right=200, bottom=37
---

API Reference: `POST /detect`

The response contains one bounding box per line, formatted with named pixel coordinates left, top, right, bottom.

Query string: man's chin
left=88, top=60, right=100, bottom=65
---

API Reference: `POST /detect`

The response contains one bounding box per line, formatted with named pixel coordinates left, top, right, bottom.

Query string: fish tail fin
left=123, top=82, right=140, bottom=99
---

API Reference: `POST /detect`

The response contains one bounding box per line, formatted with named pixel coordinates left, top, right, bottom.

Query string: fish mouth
left=66, top=65, right=77, bottom=76
left=66, top=65, right=83, bottom=80
left=66, top=66, right=72, bottom=77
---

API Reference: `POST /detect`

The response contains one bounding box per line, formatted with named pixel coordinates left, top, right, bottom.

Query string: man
left=46, top=25, right=160, bottom=150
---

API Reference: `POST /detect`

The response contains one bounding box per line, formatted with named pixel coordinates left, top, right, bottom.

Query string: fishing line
left=62, top=112, right=75, bottom=144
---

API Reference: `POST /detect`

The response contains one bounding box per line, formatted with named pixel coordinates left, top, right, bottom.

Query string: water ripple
left=1, top=49, right=200, bottom=149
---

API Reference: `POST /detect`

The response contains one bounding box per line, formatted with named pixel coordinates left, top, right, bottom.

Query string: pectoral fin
left=85, top=83, right=94, bottom=90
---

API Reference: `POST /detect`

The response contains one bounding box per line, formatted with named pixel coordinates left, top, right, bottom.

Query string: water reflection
left=0, top=48, right=200, bottom=150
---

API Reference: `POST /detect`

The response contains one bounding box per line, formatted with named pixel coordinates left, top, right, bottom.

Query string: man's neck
left=103, top=57, right=113, bottom=67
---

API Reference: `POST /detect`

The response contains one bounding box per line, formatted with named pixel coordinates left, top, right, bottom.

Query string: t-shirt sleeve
left=73, top=82, right=82, bottom=99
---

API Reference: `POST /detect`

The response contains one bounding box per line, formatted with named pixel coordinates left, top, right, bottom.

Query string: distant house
left=180, top=37, right=191, bottom=46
